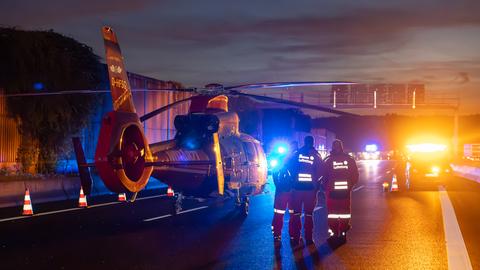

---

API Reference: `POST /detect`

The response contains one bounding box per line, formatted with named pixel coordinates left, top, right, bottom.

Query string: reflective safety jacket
left=286, top=146, right=324, bottom=190
left=323, top=152, right=359, bottom=199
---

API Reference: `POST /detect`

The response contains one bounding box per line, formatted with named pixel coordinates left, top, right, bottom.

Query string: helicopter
left=13, top=26, right=357, bottom=215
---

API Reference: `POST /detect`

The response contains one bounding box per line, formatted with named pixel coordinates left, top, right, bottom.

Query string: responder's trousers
left=271, top=191, right=292, bottom=237
left=290, top=189, right=317, bottom=241
left=326, top=193, right=352, bottom=233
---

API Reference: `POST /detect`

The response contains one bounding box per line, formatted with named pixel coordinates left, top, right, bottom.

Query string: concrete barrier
left=451, top=164, right=480, bottom=184
left=0, top=176, right=165, bottom=208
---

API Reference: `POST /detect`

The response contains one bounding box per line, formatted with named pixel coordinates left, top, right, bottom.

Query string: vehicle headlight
left=431, top=166, right=440, bottom=173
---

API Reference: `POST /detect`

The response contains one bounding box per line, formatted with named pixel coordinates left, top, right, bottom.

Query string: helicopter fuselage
left=149, top=110, right=268, bottom=197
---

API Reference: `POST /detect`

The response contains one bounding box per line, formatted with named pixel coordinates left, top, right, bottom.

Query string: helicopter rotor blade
left=139, top=96, right=195, bottom=122
left=2, top=88, right=195, bottom=97
left=225, top=81, right=356, bottom=91
left=234, top=92, right=357, bottom=117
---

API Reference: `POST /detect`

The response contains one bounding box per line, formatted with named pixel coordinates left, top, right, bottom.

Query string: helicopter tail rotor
left=92, top=27, right=154, bottom=193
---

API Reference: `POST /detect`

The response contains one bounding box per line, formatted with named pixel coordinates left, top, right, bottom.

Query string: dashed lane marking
left=0, top=194, right=167, bottom=223
left=438, top=186, right=473, bottom=270
left=352, top=185, right=364, bottom=192
left=143, top=206, right=209, bottom=222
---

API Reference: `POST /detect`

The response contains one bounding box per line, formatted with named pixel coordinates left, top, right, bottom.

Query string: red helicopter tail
left=93, top=26, right=154, bottom=193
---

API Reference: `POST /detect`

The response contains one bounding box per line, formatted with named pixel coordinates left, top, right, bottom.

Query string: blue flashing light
left=184, top=138, right=197, bottom=150
left=269, top=159, right=279, bottom=168
left=365, top=144, right=378, bottom=152
left=272, top=141, right=289, bottom=156
left=33, top=82, right=44, bottom=91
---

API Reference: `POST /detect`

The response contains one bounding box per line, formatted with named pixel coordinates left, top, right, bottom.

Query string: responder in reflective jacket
left=287, top=136, right=324, bottom=246
left=322, top=139, right=359, bottom=237
left=271, top=141, right=298, bottom=243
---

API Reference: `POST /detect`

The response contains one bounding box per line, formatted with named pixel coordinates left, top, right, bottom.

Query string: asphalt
left=0, top=160, right=478, bottom=270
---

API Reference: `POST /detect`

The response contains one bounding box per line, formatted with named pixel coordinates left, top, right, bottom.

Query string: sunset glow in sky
left=1, top=0, right=479, bottom=114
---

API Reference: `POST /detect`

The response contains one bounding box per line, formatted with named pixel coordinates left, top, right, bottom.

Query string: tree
left=0, top=27, right=102, bottom=173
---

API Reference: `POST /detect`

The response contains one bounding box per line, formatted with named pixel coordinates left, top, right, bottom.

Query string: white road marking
left=144, top=206, right=209, bottom=222
left=0, top=194, right=167, bottom=223
left=0, top=216, right=29, bottom=222
left=438, top=186, right=473, bottom=270
left=134, top=194, right=166, bottom=201
left=352, top=185, right=364, bottom=192
left=144, top=214, right=172, bottom=222
left=179, top=206, right=209, bottom=214
left=35, top=207, right=84, bottom=216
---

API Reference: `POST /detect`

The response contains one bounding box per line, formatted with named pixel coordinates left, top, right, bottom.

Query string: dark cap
left=304, top=136, right=314, bottom=148
left=332, top=139, right=344, bottom=154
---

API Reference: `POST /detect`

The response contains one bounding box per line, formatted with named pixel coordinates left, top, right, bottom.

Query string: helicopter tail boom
left=90, top=27, right=154, bottom=193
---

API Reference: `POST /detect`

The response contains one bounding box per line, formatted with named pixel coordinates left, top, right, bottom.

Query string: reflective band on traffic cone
left=167, top=186, right=174, bottom=197
left=78, top=187, right=88, bottom=208
left=22, top=189, right=33, bottom=215
left=118, top=193, right=127, bottom=202
left=390, top=174, right=399, bottom=192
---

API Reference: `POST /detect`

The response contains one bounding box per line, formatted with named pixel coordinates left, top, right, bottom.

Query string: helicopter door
left=242, top=142, right=259, bottom=183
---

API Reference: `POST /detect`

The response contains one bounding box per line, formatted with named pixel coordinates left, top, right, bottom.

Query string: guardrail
left=451, top=163, right=480, bottom=184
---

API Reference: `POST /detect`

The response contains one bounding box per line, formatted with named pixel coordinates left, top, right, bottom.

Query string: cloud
left=453, top=72, right=470, bottom=84
left=0, top=0, right=158, bottom=27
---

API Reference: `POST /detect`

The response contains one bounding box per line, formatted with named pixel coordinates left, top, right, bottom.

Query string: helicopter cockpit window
left=243, top=142, right=257, bottom=162
left=174, top=114, right=220, bottom=150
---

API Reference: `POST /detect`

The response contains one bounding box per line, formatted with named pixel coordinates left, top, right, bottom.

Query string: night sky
left=1, top=0, right=479, bottom=114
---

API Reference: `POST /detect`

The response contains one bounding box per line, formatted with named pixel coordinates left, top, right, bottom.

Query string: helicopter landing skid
left=170, top=193, right=183, bottom=215
left=235, top=189, right=249, bottom=216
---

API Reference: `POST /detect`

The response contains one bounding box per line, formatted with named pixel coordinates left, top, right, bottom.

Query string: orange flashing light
left=406, top=143, right=447, bottom=153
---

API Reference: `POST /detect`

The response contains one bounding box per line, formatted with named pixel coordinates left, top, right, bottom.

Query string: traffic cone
left=167, top=186, right=175, bottom=197
left=22, top=189, right=33, bottom=215
left=390, top=174, right=399, bottom=192
left=118, top=193, right=127, bottom=202
left=78, top=187, right=88, bottom=208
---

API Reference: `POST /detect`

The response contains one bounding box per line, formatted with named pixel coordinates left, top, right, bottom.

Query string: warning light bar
left=406, top=143, right=447, bottom=153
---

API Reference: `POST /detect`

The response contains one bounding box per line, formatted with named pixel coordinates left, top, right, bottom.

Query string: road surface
left=0, top=160, right=478, bottom=269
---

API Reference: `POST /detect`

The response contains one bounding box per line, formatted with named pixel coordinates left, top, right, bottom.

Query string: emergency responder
left=271, top=141, right=298, bottom=243
left=322, top=139, right=359, bottom=239
left=287, top=136, right=324, bottom=246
